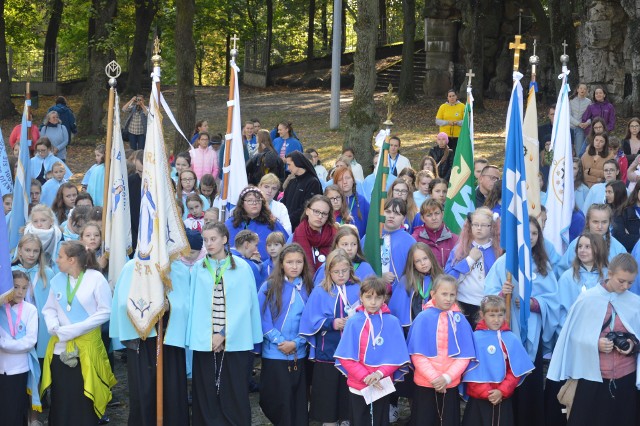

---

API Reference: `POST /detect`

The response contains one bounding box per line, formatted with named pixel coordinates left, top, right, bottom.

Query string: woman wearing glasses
left=292, top=195, right=337, bottom=272
left=225, top=186, right=289, bottom=262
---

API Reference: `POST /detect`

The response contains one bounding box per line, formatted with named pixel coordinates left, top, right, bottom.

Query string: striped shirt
left=212, top=279, right=226, bottom=335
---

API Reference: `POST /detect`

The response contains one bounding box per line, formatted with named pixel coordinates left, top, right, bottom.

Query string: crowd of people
left=2, top=86, right=640, bottom=426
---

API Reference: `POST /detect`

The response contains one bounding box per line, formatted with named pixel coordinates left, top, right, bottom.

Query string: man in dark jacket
left=48, top=96, right=77, bottom=142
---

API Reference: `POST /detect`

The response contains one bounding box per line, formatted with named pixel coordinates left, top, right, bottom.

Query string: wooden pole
left=220, top=35, right=240, bottom=222
left=101, top=86, right=115, bottom=240
left=150, top=37, right=164, bottom=426
left=505, top=272, right=512, bottom=326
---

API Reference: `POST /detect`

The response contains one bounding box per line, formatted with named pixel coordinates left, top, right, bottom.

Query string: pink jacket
left=412, top=302, right=469, bottom=388
left=412, top=224, right=458, bottom=268
left=190, top=147, right=218, bottom=181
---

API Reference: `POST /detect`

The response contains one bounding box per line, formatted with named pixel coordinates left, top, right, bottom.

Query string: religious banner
left=523, top=84, right=541, bottom=216
left=0, top=126, right=12, bottom=196
left=8, top=100, right=32, bottom=252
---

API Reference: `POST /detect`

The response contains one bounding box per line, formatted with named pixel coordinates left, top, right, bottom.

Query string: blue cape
left=334, top=308, right=410, bottom=381
left=387, top=275, right=432, bottom=327
left=555, top=234, right=625, bottom=278
left=226, top=218, right=289, bottom=261
left=345, top=193, right=370, bottom=237
left=407, top=306, right=475, bottom=359
left=548, top=284, right=640, bottom=388
left=485, top=254, right=560, bottom=359
left=313, top=261, right=376, bottom=286
left=556, top=266, right=607, bottom=328
left=462, top=329, right=534, bottom=384
left=361, top=228, right=416, bottom=287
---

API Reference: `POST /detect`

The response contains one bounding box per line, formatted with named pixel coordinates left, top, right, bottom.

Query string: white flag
left=221, top=60, right=248, bottom=208
left=523, top=85, right=541, bottom=217
left=543, top=72, right=574, bottom=254
left=104, top=90, right=132, bottom=290
left=127, top=82, right=189, bottom=338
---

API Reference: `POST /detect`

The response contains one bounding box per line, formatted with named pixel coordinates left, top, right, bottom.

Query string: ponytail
left=60, top=241, right=100, bottom=271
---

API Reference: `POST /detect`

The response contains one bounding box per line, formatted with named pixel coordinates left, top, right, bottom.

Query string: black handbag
left=121, top=128, right=130, bottom=142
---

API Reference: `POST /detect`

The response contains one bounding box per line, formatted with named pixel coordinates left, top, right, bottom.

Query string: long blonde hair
left=319, top=249, right=360, bottom=294
left=14, top=234, right=49, bottom=288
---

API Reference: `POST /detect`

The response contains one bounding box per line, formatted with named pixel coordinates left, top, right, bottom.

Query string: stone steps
left=376, top=50, right=426, bottom=92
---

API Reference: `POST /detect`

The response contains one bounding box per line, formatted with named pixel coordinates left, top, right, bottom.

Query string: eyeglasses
left=244, top=198, right=262, bottom=205
left=328, top=196, right=341, bottom=202
left=393, top=189, right=409, bottom=195
left=309, top=208, right=329, bottom=218
left=471, top=223, right=492, bottom=229
left=330, top=268, right=350, bottom=276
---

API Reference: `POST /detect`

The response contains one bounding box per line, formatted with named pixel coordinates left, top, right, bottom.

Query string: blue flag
left=0, top=202, right=13, bottom=304
left=8, top=100, right=32, bottom=252
left=501, top=76, right=533, bottom=344
left=0, top=125, right=12, bottom=196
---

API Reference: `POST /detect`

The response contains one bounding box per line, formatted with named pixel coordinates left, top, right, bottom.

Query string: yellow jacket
left=436, top=102, right=466, bottom=137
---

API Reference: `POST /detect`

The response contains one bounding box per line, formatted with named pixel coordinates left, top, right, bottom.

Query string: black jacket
left=246, top=149, right=285, bottom=185
left=612, top=206, right=640, bottom=252
left=282, top=171, right=322, bottom=230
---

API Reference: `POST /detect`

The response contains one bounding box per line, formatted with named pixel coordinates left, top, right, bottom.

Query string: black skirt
left=192, top=350, right=253, bottom=426
left=126, top=337, right=189, bottom=426
left=259, top=357, right=308, bottom=426
left=350, top=391, right=391, bottom=426
left=0, top=371, right=29, bottom=425
left=48, top=355, right=98, bottom=426
left=512, top=339, right=545, bottom=426
left=544, top=379, right=567, bottom=426
left=411, top=385, right=460, bottom=426
left=309, top=361, right=351, bottom=423
left=567, top=373, right=637, bottom=426
left=462, top=397, right=514, bottom=426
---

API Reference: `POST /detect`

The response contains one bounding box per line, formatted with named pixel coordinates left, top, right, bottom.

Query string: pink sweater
left=190, top=147, right=218, bottom=181
left=339, top=308, right=399, bottom=390
left=412, top=305, right=470, bottom=388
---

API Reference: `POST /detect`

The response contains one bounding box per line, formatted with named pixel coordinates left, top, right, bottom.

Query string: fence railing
left=8, top=46, right=91, bottom=83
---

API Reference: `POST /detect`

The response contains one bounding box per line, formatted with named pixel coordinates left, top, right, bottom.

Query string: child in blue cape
left=83, top=144, right=106, bottom=206
left=258, top=243, right=313, bottom=426
left=462, top=296, right=534, bottom=426
left=299, top=248, right=362, bottom=425
left=334, top=276, right=411, bottom=426
left=260, top=231, right=285, bottom=283
left=231, top=230, right=263, bottom=290
left=40, top=162, right=68, bottom=207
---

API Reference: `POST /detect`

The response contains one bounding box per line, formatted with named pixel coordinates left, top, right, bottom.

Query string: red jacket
left=466, top=319, right=519, bottom=400
left=9, top=124, right=39, bottom=154
left=411, top=224, right=458, bottom=268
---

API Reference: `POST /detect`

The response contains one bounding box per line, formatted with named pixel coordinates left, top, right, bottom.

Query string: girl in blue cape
left=333, top=168, right=370, bottom=237
left=258, top=243, right=314, bottom=426
left=186, top=222, right=262, bottom=426
left=548, top=254, right=640, bottom=426
left=23, top=205, right=62, bottom=268
left=445, top=207, right=502, bottom=328
left=554, top=204, right=625, bottom=278
left=361, top=198, right=416, bottom=294
left=313, top=225, right=376, bottom=285
left=30, top=137, right=71, bottom=185
left=407, top=274, right=475, bottom=426
left=171, top=151, right=192, bottom=185
left=300, top=248, right=362, bottom=425
left=51, top=182, right=78, bottom=226
left=40, top=162, right=69, bottom=208
left=11, top=235, right=55, bottom=361
left=260, top=231, right=285, bottom=283
left=0, top=271, right=41, bottom=424
left=485, top=217, right=560, bottom=426
left=461, top=296, right=534, bottom=426
left=325, top=184, right=356, bottom=228
left=334, top=277, right=411, bottom=426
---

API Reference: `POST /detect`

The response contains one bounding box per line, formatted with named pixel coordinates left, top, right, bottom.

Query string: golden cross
left=153, top=36, right=161, bottom=56
left=382, top=84, right=398, bottom=124
left=509, top=35, right=526, bottom=72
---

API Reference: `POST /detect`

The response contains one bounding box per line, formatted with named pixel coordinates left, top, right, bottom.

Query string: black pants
left=411, top=385, right=459, bottom=426
left=462, top=397, right=514, bottom=426
left=127, top=338, right=189, bottom=426
left=350, top=392, right=390, bottom=426
left=512, top=339, right=544, bottom=426
left=0, top=371, right=29, bottom=425
left=309, top=361, right=351, bottom=423
left=259, top=358, right=308, bottom=426
left=458, top=300, right=480, bottom=329
left=544, top=379, right=567, bottom=426
left=192, top=350, right=253, bottom=426
left=568, top=373, right=637, bottom=426
left=48, top=355, right=98, bottom=426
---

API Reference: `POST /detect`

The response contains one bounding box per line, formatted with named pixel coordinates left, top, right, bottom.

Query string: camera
left=605, top=331, right=638, bottom=353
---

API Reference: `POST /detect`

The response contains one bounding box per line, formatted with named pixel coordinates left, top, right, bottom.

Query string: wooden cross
left=466, top=69, right=475, bottom=87
left=231, top=34, right=239, bottom=50
left=509, top=35, right=527, bottom=72
left=562, top=39, right=568, bottom=56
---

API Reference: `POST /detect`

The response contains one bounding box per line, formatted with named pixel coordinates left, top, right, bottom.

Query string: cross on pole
left=231, top=34, right=239, bottom=51
left=466, top=69, right=475, bottom=87
left=562, top=40, right=568, bottom=56
left=509, top=35, right=527, bottom=72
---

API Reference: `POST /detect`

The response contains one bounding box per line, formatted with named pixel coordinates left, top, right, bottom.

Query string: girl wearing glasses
left=485, top=216, right=560, bottom=426
left=334, top=168, right=369, bottom=237
left=389, top=178, right=418, bottom=233
left=225, top=186, right=289, bottom=262
left=623, top=117, right=640, bottom=164
left=444, top=207, right=502, bottom=327
left=293, top=195, right=337, bottom=272
left=300, top=249, right=361, bottom=425
left=175, top=170, right=209, bottom=220
left=324, top=184, right=354, bottom=227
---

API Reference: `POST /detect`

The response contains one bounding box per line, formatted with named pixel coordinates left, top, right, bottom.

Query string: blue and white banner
left=8, top=101, right=31, bottom=252
left=0, top=125, right=12, bottom=197
left=501, top=74, right=533, bottom=344
left=543, top=70, right=574, bottom=255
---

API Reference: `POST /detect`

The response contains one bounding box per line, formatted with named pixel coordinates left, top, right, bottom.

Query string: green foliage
left=4, top=0, right=46, bottom=48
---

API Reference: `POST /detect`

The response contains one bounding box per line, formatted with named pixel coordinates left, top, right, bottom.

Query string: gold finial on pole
left=152, top=36, right=162, bottom=67
left=382, top=84, right=398, bottom=128
left=509, top=35, right=527, bottom=72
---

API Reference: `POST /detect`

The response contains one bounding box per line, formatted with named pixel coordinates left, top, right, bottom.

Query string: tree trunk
left=306, top=0, right=316, bottom=69
left=321, top=0, right=328, bottom=52
left=77, top=0, right=117, bottom=136
left=125, top=0, right=158, bottom=95
left=0, top=0, right=15, bottom=118
left=43, top=0, right=63, bottom=83
left=398, top=0, right=416, bottom=104
left=345, top=0, right=378, bottom=168
left=173, top=0, right=196, bottom=154
left=378, top=0, right=387, bottom=46
left=466, top=0, right=485, bottom=110
left=266, top=0, right=273, bottom=84
left=341, top=0, right=347, bottom=53
left=548, top=0, right=578, bottom=92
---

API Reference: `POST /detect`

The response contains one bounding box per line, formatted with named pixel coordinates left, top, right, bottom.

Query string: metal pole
left=329, top=0, right=342, bottom=130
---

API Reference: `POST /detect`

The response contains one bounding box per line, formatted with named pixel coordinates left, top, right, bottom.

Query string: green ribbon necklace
left=66, top=270, right=85, bottom=312
left=204, top=256, right=231, bottom=288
